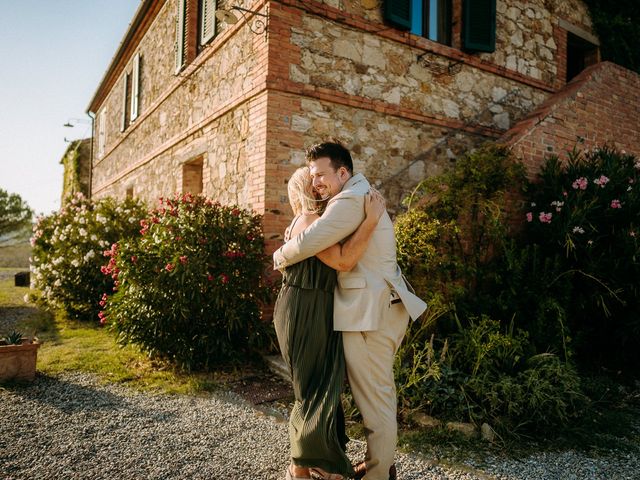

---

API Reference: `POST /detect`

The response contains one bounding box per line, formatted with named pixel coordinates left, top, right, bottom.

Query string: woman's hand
left=364, top=188, right=386, bottom=222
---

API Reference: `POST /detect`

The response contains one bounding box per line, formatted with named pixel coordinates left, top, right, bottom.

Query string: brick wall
left=501, top=62, right=640, bottom=176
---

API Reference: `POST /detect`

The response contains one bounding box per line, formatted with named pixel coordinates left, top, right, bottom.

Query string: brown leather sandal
left=352, top=461, right=397, bottom=480
left=285, top=464, right=311, bottom=480
left=308, top=468, right=343, bottom=480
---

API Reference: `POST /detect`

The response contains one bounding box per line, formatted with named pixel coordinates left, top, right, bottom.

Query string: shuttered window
left=463, top=0, right=496, bottom=52
left=130, top=53, right=141, bottom=121
left=175, top=0, right=187, bottom=73
left=97, top=108, right=107, bottom=158
left=384, top=0, right=411, bottom=30
left=120, top=72, right=129, bottom=132
left=200, top=0, right=217, bottom=45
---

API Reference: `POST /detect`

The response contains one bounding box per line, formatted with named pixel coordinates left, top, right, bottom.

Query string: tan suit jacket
left=273, top=173, right=427, bottom=331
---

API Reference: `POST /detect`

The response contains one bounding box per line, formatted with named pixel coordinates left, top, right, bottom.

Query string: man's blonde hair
left=288, top=167, right=325, bottom=215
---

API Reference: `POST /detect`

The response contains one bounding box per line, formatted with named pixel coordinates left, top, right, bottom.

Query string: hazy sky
left=0, top=1, right=141, bottom=215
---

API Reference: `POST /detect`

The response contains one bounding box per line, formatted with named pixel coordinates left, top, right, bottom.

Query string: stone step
left=262, top=354, right=291, bottom=383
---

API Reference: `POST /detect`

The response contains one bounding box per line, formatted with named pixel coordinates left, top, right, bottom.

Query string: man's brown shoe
left=352, top=461, right=397, bottom=480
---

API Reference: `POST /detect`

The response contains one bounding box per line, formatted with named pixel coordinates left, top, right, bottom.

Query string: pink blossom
left=179, top=255, right=188, bottom=264
left=98, top=311, right=107, bottom=325
left=131, top=255, right=138, bottom=264
left=165, top=263, right=175, bottom=272
left=220, top=274, right=229, bottom=284
left=610, top=199, right=622, bottom=209
left=572, top=177, right=588, bottom=190
left=526, top=212, right=533, bottom=222
left=630, top=231, right=637, bottom=238
left=539, top=212, right=553, bottom=224
left=593, top=175, right=610, bottom=187
left=562, top=191, right=568, bottom=197
left=207, top=274, right=214, bottom=281
left=231, top=208, right=240, bottom=216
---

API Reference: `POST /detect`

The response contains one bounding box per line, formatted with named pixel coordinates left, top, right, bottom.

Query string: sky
left=0, top=0, right=142, bottom=216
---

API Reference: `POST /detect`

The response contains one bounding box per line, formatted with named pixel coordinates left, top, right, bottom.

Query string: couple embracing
left=273, top=142, right=427, bottom=480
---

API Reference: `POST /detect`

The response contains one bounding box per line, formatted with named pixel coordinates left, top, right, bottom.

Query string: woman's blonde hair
left=288, top=167, right=325, bottom=215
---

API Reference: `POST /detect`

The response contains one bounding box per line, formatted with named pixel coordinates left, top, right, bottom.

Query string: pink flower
left=526, top=212, right=533, bottom=222
left=207, top=274, right=214, bottom=281
left=220, top=274, right=229, bottom=284
left=165, top=263, right=175, bottom=272
left=562, top=191, right=568, bottom=197
left=131, top=255, right=138, bottom=264
left=593, top=175, right=610, bottom=187
left=572, top=177, right=588, bottom=190
left=98, top=311, right=107, bottom=325
left=231, top=208, right=240, bottom=216
left=610, top=199, right=622, bottom=209
left=179, top=255, right=188, bottom=264
left=630, top=231, right=637, bottom=238
left=539, top=212, right=553, bottom=224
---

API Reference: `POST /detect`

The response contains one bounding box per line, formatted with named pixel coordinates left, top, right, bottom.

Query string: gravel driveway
left=1, top=372, right=639, bottom=480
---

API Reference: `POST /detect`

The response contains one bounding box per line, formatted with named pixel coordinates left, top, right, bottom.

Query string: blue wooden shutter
left=463, top=0, right=496, bottom=52
left=384, top=0, right=412, bottom=30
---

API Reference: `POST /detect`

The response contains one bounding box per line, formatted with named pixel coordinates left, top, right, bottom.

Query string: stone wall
left=501, top=62, right=640, bottom=176
left=289, top=10, right=548, bottom=130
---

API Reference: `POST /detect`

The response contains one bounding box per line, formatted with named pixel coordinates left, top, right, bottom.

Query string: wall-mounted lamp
left=417, top=52, right=463, bottom=77
left=215, top=6, right=268, bottom=35
left=63, top=118, right=91, bottom=128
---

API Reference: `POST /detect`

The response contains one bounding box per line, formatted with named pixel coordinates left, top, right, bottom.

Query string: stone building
left=86, top=0, right=639, bottom=252
left=60, top=138, right=92, bottom=205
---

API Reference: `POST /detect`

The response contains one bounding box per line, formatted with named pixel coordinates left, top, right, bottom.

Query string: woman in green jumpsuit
left=274, top=167, right=384, bottom=480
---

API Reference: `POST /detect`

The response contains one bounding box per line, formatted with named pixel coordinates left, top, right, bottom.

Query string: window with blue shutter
left=386, top=0, right=452, bottom=46
left=463, top=0, right=496, bottom=52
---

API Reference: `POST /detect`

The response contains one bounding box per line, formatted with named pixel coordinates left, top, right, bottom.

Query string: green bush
left=30, top=193, right=146, bottom=320
left=523, top=146, right=640, bottom=368
left=102, top=194, right=273, bottom=370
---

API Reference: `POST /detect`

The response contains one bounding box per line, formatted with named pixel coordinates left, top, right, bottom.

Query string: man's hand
left=364, top=188, right=386, bottom=223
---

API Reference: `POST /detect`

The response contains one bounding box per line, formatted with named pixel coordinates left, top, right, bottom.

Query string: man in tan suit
left=273, top=142, right=427, bottom=480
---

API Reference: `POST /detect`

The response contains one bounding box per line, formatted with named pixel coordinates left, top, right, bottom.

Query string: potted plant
left=0, top=331, right=41, bottom=382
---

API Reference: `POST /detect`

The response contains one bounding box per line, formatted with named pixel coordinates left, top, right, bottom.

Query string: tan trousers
left=342, top=303, right=409, bottom=480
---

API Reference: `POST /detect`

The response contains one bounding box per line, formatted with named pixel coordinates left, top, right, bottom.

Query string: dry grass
left=0, top=242, right=31, bottom=268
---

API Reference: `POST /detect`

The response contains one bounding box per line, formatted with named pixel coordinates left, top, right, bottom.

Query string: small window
left=566, top=32, right=598, bottom=82
left=182, top=157, right=203, bottom=194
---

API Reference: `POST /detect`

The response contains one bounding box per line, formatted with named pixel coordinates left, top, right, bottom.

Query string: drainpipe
left=87, top=112, right=95, bottom=199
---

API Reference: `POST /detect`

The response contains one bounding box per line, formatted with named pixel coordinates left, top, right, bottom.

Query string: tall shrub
left=31, top=194, right=146, bottom=320
left=102, top=194, right=273, bottom=370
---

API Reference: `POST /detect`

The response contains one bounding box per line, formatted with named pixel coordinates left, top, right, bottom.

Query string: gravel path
left=1, top=373, right=639, bottom=480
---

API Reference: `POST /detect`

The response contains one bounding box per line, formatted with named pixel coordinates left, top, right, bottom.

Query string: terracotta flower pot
left=0, top=338, right=41, bottom=382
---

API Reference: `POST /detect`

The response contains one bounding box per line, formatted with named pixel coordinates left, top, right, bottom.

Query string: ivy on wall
left=583, top=0, right=640, bottom=73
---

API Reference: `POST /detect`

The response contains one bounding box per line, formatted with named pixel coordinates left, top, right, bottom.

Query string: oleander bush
left=30, top=193, right=146, bottom=320
left=101, top=194, right=273, bottom=370
left=522, top=146, right=640, bottom=368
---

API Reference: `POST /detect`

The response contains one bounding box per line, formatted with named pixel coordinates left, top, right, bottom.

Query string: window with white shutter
left=175, top=0, right=187, bottom=73
left=98, top=108, right=107, bottom=158
left=200, top=0, right=217, bottom=45
left=131, top=53, right=141, bottom=121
